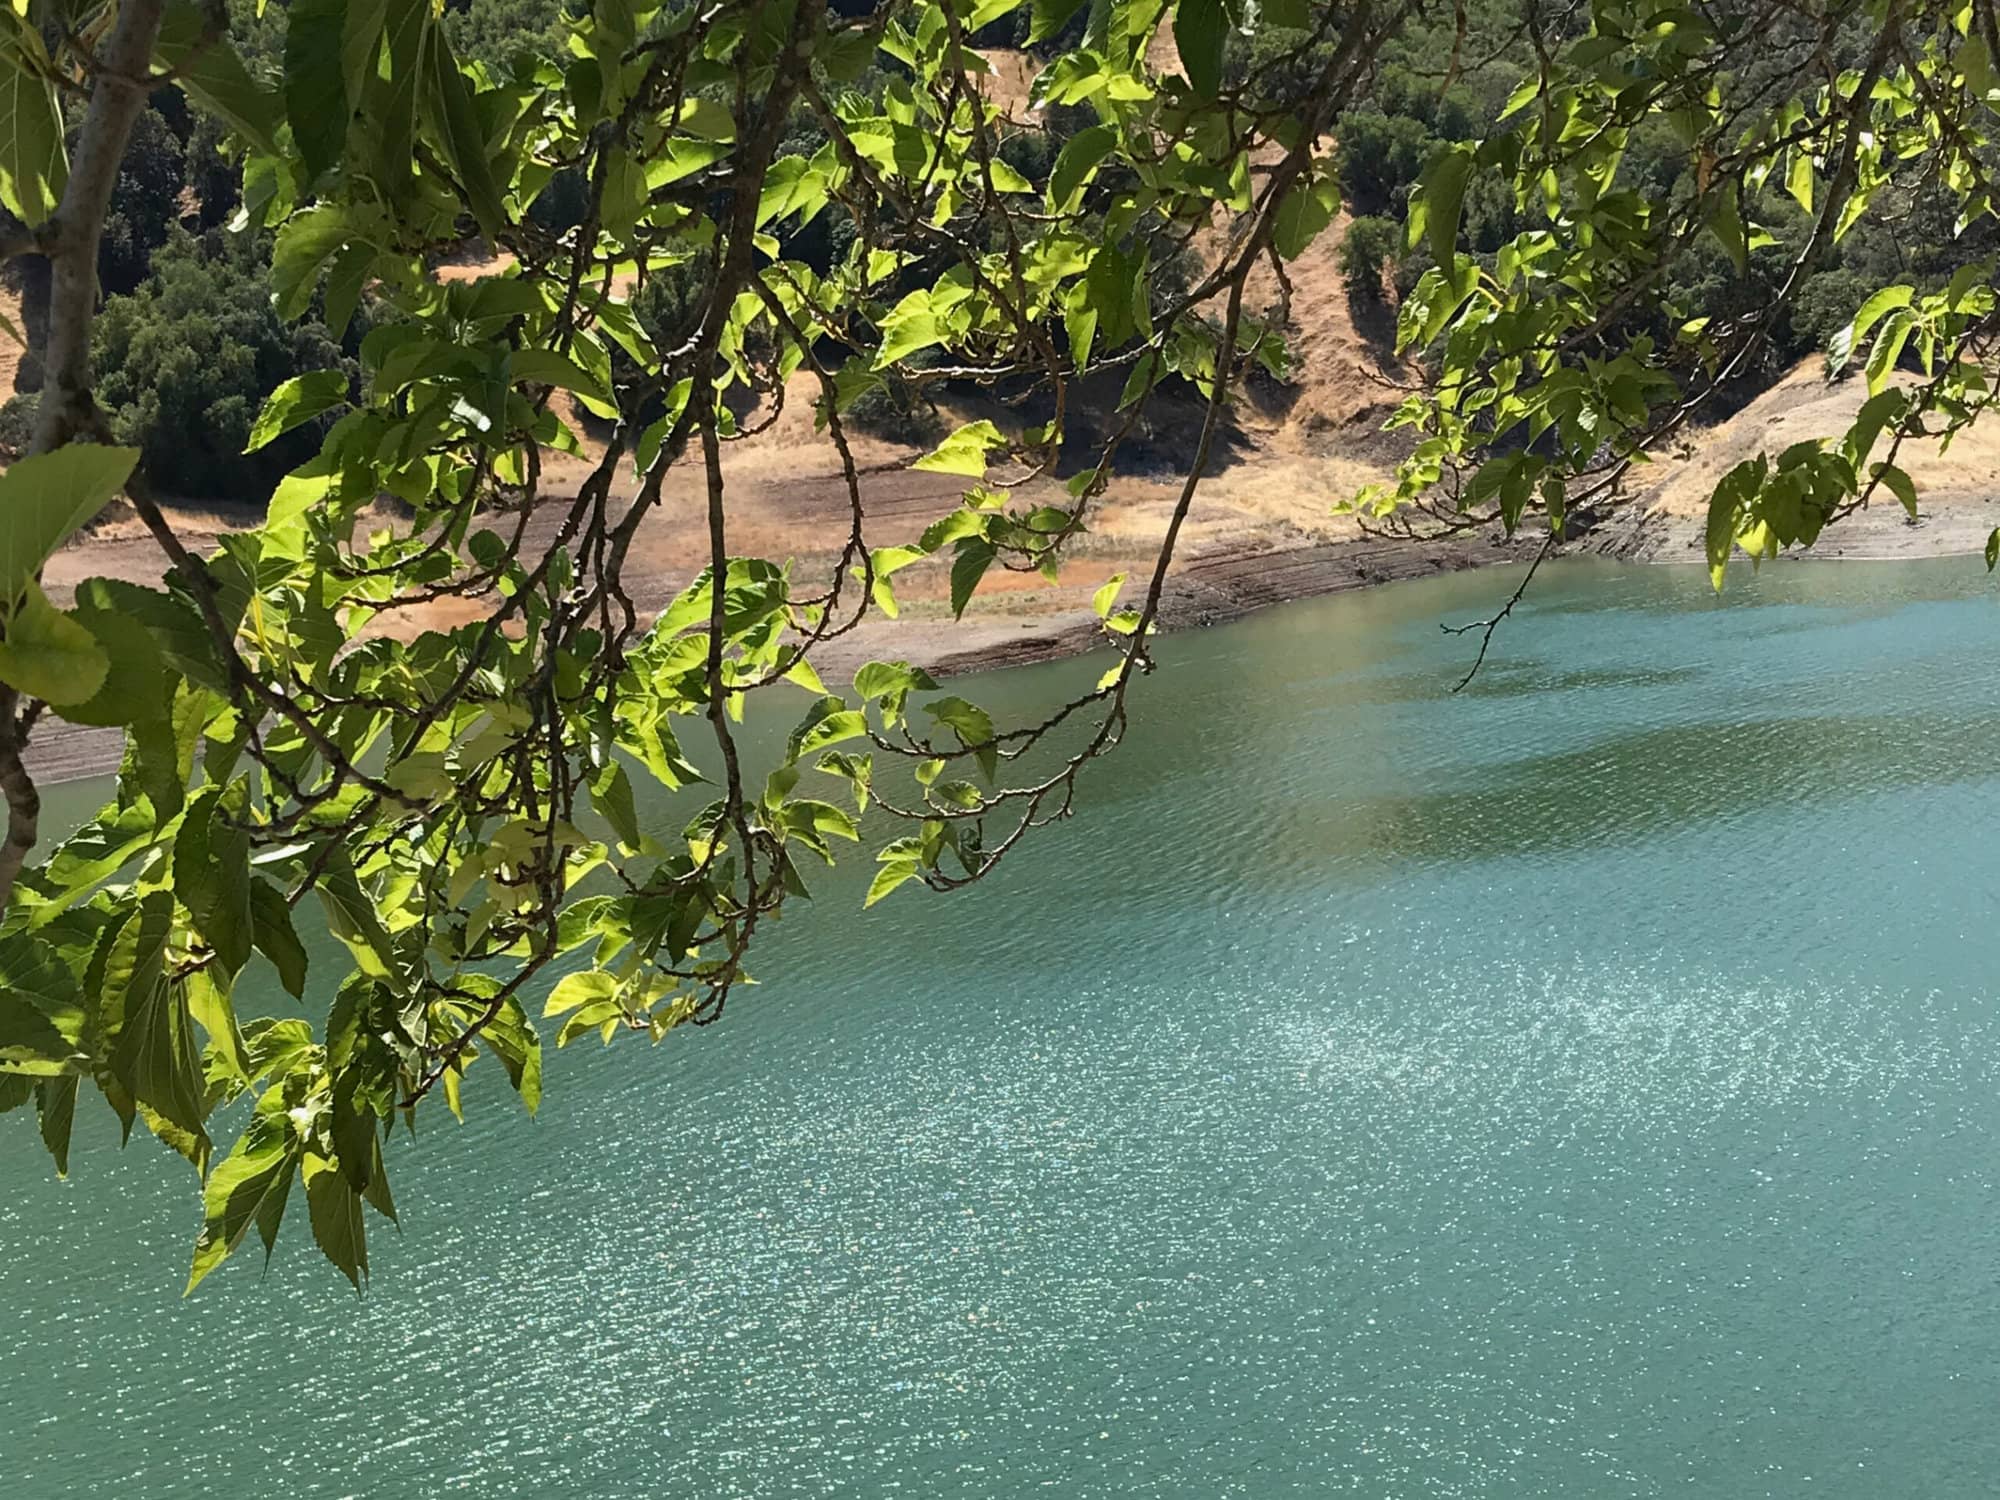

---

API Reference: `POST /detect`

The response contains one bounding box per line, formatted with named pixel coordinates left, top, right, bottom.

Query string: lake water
left=7, top=557, right=2000, bottom=1496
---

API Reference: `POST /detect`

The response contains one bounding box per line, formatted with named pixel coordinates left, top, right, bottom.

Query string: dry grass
left=974, top=47, right=1039, bottom=117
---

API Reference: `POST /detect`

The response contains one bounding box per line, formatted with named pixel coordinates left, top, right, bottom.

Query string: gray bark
left=0, top=0, right=170, bottom=908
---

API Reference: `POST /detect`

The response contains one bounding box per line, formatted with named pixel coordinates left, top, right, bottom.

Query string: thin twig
left=1441, top=534, right=1554, bottom=691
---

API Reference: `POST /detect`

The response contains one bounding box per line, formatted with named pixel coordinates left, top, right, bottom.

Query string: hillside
left=12, top=41, right=1460, bottom=719
left=15, top=39, right=1993, bottom=791
left=1621, top=360, right=2000, bottom=563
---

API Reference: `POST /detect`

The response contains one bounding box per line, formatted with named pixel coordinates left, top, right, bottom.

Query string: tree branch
left=0, top=0, right=169, bottom=910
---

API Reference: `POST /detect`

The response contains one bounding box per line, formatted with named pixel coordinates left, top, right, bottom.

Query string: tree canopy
left=0, top=0, right=1988, bottom=1289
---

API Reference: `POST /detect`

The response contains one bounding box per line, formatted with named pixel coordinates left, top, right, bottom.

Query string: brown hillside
left=1626, top=359, right=2000, bottom=561
left=1646, top=359, right=2000, bottom=516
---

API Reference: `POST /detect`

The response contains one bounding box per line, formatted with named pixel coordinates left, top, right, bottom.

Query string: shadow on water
left=1312, top=707, right=2000, bottom=868
left=1356, top=661, right=1709, bottom=704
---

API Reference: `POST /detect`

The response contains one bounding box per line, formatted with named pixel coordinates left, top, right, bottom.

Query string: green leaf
left=819, top=25, right=877, bottom=81
left=156, top=3, right=282, bottom=156
left=285, top=0, right=351, bottom=179
left=326, top=980, right=395, bottom=1193
left=0, top=445, right=140, bottom=606
left=1029, top=0, right=1089, bottom=43
left=544, top=969, right=618, bottom=1018
left=510, top=348, right=615, bottom=409
left=339, top=0, right=391, bottom=111
left=36, top=1075, right=76, bottom=1176
left=1092, top=572, right=1127, bottom=618
left=427, top=32, right=507, bottom=237
left=245, top=370, right=349, bottom=453
left=0, top=583, right=110, bottom=708
left=479, top=998, right=542, bottom=1115
left=266, top=453, right=341, bottom=533
left=950, top=541, right=996, bottom=619
left=1865, top=308, right=1915, bottom=397
left=677, top=95, right=737, bottom=142
left=1784, top=148, right=1814, bottom=215
left=105, top=893, right=210, bottom=1153
left=1967, top=31, right=1996, bottom=100
left=187, top=1099, right=301, bottom=1293
left=924, top=696, right=997, bottom=782
left=1409, top=146, right=1474, bottom=271
left=1273, top=176, right=1339, bottom=261
left=1174, top=0, right=1226, bottom=98
left=269, top=206, right=353, bottom=323
left=986, top=159, right=1034, bottom=194
left=1064, top=281, right=1099, bottom=371
left=866, top=859, right=921, bottom=907
left=1049, top=123, right=1117, bottom=211
left=914, top=420, right=1007, bottom=477
left=854, top=659, right=940, bottom=701
left=1841, top=387, right=1905, bottom=469
left=1704, top=458, right=1763, bottom=590
left=174, top=786, right=254, bottom=976
left=875, top=290, right=942, bottom=368
left=0, top=39, right=65, bottom=225
left=967, top=0, right=1026, bottom=27
left=1829, top=285, right=1912, bottom=374
left=186, top=969, right=251, bottom=1087
left=364, top=0, right=430, bottom=202
left=315, top=848, right=398, bottom=982
left=1872, top=461, right=1918, bottom=519
left=52, top=603, right=169, bottom=730
left=304, top=1152, right=368, bottom=1291
left=589, top=761, right=642, bottom=849
left=249, top=879, right=309, bottom=1000
left=42, top=801, right=164, bottom=904
left=788, top=700, right=869, bottom=760
left=0, top=988, right=78, bottom=1075
left=1987, top=528, right=1999, bottom=572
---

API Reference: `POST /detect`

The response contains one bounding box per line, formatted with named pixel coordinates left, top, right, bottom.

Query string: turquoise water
left=7, top=557, right=2000, bottom=1495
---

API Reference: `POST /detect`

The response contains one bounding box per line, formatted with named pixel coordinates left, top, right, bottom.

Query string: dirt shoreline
left=24, top=498, right=1986, bottom=791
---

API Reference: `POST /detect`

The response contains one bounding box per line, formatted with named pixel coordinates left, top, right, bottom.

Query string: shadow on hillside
left=1047, top=367, right=1256, bottom=484
left=1345, top=284, right=1401, bottom=366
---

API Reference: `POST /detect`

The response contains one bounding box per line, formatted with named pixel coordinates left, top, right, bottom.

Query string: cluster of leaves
left=0, top=0, right=1370, bottom=1288
left=1361, top=0, right=2000, bottom=588
left=1289, top=0, right=2000, bottom=395
left=9, top=0, right=1989, bottom=1293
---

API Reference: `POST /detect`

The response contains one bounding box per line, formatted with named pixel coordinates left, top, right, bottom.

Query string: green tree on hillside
left=0, top=0, right=1990, bottom=1289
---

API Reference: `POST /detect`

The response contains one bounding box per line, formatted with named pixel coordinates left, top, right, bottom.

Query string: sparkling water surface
left=7, top=557, right=2000, bottom=1496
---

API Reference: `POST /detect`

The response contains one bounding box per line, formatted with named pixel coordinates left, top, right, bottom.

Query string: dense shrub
left=528, top=165, right=590, bottom=233
left=844, top=369, right=942, bottom=445
left=184, top=112, right=241, bottom=230
left=0, top=392, right=35, bottom=457
left=1339, top=216, right=1403, bottom=301
left=1335, top=110, right=1437, bottom=219
left=95, top=107, right=187, bottom=296
left=92, top=232, right=352, bottom=499
left=443, top=0, right=575, bottom=70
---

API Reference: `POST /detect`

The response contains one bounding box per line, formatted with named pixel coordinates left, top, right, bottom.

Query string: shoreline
left=24, top=500, right=1989, bottom=791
